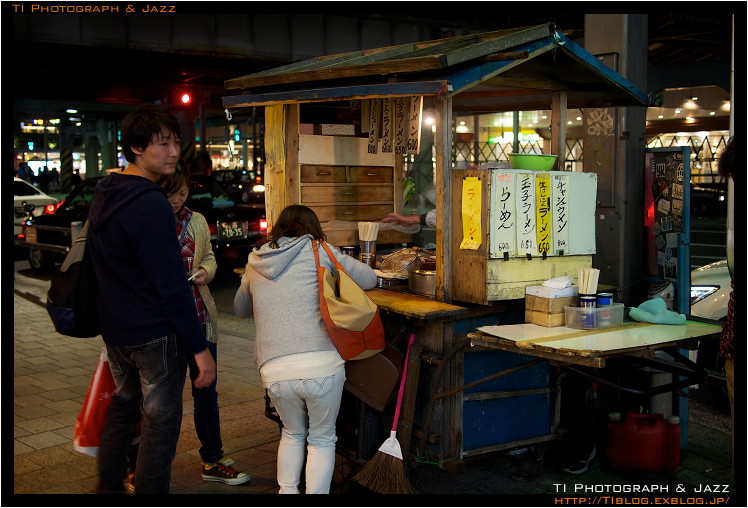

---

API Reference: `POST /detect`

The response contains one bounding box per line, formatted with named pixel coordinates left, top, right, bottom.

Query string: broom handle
left=391, top=332, right=416, bottom=432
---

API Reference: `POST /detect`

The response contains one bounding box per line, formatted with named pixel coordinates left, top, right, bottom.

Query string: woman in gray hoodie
left=234, top=205, right=377, bottom=494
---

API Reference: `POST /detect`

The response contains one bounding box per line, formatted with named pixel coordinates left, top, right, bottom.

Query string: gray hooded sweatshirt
left=234, top=234, right=377, bottom=369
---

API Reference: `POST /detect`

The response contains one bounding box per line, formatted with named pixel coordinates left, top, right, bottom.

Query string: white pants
left=264, top=368, right=345, bottom=494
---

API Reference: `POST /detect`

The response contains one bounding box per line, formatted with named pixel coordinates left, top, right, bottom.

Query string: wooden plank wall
left=450, top=169, right=490, bottom=305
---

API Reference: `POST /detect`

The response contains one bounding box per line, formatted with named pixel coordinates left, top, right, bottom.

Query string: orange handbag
left=313, top=240, right=385, bottom=361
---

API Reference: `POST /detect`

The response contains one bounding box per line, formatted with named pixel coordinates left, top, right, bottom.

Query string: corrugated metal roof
left=223, top=23, right=648, bottom=111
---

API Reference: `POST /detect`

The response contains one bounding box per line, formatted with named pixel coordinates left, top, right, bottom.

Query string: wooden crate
left=524, top=294, right=579, bottom=327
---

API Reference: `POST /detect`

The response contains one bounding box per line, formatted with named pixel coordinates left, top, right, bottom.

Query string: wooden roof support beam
left=435, top=95, right=453, bottom=304
left=551, top=90, right=568, bottom=170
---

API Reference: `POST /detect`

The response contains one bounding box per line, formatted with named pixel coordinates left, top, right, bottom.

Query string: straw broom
left=352, top=332, right=418, bottom=494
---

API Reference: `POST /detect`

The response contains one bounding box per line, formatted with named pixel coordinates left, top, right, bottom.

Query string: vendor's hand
left=189, top=268, right=207, bottom=285
left=381, top=213, right=420, bottom=227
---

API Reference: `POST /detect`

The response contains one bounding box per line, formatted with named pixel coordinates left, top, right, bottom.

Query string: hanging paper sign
left=515, top=172, right=536, bottom=255
left=535, top=172, right=552, bottom=255
left=490, top=171, right=516, bottom=257
left=367, top=99, right=381, bottom=154
left=407, top=95, right=423, bottom=154
left=551, top=173, right=570, bottom=256
left=381, top=98, right=393, bottom=153
left=394, top=97, right=409, bottom=154
left=460, top=176, right=482, bottom=250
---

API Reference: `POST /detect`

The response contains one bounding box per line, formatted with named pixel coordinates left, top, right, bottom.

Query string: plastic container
left=606, top=412, right=680, bottom=473
left=507, top=153, right=558, bottom=171
left=564, top=303, right=624, bottom=329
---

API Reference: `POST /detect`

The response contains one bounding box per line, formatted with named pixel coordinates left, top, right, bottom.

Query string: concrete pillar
left=97, top=118, right=118, bottom=171
left=174, top=110, right=197, bottom=170
left=583, top=14, right=649, bottom=305
left=85, top=134, right=100, bottom=178
left=58, top=125, right=76, bottom=192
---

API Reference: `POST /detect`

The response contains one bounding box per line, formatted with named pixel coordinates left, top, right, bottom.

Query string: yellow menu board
left=460, top=176, right=482, bottom=250
left=535, top=172, right=552, bottom=255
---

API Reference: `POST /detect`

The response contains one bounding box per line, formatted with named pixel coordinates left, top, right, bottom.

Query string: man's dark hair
left=121, top=104, right=182, bottom=163
left=256, top=204, right=326, bottom=249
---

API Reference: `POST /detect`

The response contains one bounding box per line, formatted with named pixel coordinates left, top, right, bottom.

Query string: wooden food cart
left=223, top=24, right=651, bottom=468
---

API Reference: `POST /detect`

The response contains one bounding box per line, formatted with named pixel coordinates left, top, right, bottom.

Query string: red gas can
left=661, top=416, right=681, bottom=473
left=606, top=412, right=679, bottom=473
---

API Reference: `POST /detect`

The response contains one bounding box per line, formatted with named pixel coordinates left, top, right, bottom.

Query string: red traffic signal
left=180, top=92, right=192, bottom=105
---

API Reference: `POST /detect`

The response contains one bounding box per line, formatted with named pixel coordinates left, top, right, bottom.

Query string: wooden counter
left=469, top=320, right=721, bottom=368
left=365, top=287, right=469, bottom=322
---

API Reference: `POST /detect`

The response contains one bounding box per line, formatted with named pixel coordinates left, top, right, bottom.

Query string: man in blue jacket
left=87, top=104, right=216, bottom=494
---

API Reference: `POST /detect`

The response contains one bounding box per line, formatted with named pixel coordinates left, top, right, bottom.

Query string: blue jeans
left=186, top=340, right=223, bottom=464
left=97, top=334, right=188, bottom=494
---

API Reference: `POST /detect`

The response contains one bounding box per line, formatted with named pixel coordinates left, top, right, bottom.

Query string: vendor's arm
left=381, top=210, right=436, bottom=228
left=423, top=209, right=436, bottom=228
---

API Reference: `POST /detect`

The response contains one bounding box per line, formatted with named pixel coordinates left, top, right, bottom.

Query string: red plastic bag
left=73, top=348, right=116, bottom=456
left=73, top=348, right=141, bottom=456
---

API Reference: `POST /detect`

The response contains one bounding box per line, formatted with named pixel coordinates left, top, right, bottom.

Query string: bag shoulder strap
left=319, top=240, right=352, bottom=275
left=60, top=220, right=91, bottom=272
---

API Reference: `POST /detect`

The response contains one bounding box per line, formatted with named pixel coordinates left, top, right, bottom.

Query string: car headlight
left=690, top=285, right=720, bottom=305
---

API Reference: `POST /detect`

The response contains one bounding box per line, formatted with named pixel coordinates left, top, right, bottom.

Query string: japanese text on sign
left=516, top=173, right=536, bottom=254
left=460, top=176, right=482, bottom=250
left=552, top=174, right=569, bottom=255
left=490, top=172, right=517, bottom=256
left=535, top=173, right=552, bottom=255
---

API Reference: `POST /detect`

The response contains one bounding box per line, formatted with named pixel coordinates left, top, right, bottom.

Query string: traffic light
left=171, top=89, right=196, bottom=109
left=234, top=128, right=241, bottom=142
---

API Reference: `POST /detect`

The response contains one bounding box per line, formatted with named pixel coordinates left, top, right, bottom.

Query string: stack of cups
left=358, top=222, right=379, bottom=268
left=359, top=241, right=377, bottom=268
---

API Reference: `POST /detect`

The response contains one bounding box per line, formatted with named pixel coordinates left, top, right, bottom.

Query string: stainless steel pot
left=408, top=268, right=436, bottom=297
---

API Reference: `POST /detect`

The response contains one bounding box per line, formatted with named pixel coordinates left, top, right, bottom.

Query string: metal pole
left=199, top=85, right=207, bottom=153
left=472, top=115, right=480, bottom=165
left=726, top=15, right=733, bottom=277
left=43, top=114, right=49, bottom=173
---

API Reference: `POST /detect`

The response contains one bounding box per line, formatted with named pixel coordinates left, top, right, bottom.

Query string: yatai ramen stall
left=222, top=24, right=651, bottom=471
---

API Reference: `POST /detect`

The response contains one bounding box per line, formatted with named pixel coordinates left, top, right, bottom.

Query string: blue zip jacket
left=87, top=173, right=208, bottom=355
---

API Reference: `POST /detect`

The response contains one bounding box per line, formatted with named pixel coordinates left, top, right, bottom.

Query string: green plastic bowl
left=508, top=153, right=558, bottom=171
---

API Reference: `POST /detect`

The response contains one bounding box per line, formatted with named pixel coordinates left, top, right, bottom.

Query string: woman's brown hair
left=256, top=204, right=326, bottom=249
left=161, top=165, right=191, bottom=195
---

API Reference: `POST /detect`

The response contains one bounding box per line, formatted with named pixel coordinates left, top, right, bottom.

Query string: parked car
left=15, top=175, right=266, bottom=274
left=13, top=177, right=59, bottom=236
left=210, top=169, right=265, bottom=205
left=690, top=259, right=730, bottom=321
left=690, top=259, right=731, bottom=403
left=690, top=183, right=727, bottom=218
